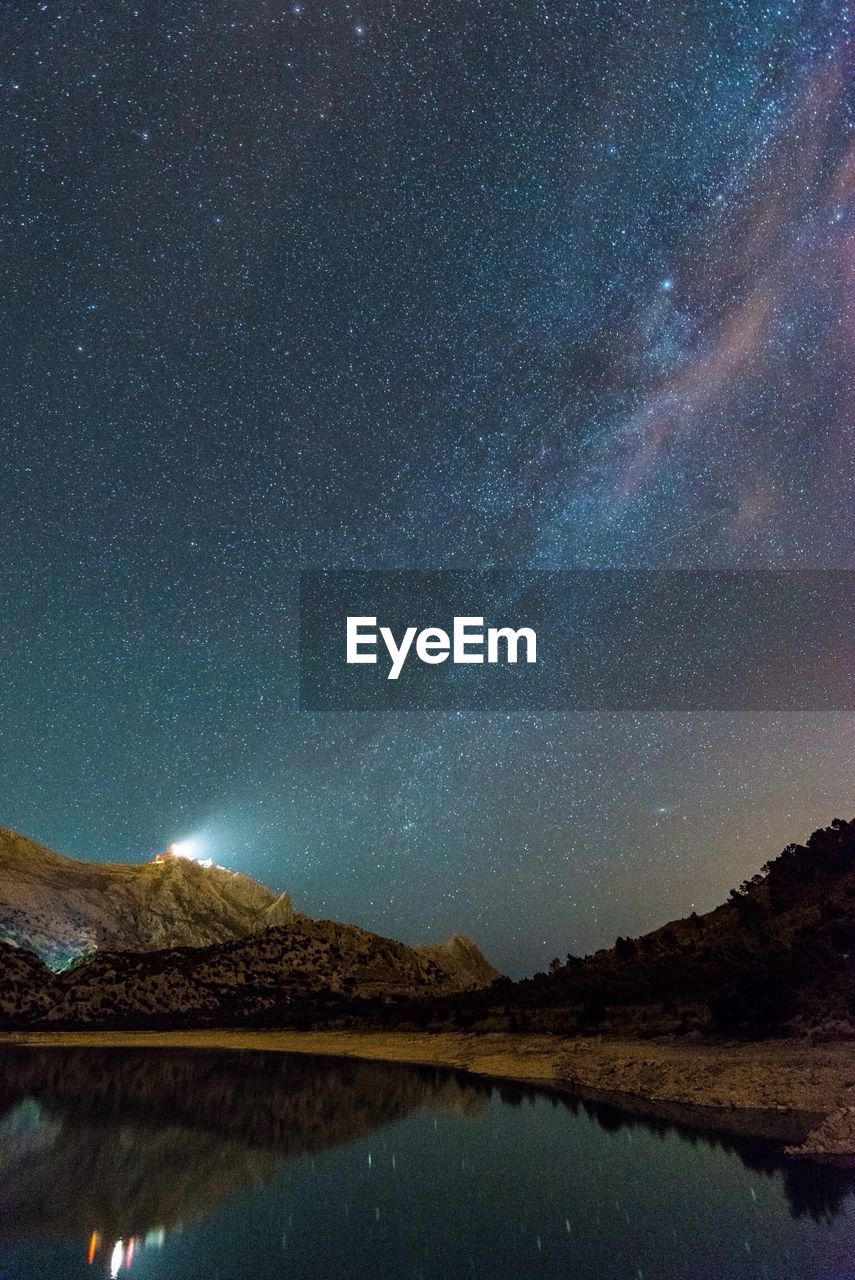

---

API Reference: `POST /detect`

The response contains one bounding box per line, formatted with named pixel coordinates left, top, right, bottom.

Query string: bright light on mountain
left=169, top=839, right=199, bottom=860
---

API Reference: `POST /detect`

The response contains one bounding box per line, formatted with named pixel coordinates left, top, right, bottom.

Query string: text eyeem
left=346, top=616, right=537, bottom=680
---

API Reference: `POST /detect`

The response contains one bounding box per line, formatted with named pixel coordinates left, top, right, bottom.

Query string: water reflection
left=539, top=1092, right=855, bottom=1224
left=0, top=1047, right=852, bottom=1278
left=0, top=1047, right=483, bottom=1261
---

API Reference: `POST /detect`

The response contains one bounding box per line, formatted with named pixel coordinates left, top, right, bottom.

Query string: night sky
left=1, top=1, right=852, bottom=974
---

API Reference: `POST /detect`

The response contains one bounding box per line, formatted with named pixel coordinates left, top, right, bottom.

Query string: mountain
left=12, top=819, right=853, bottom=1039
left=0, top=829, right=499, bottom=1027
left=363, top=818, right=855, bottom=1040
left=0, top=829, right=294, bottom=967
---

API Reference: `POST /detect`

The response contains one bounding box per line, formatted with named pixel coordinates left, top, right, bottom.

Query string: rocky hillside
left=43, top=916, right=498, bottom=1026
left=0, top=942, right=58, bottom=1022
left=0, top=919, right=498, bottom=1028
left=0, top=829, right=294, bottom=967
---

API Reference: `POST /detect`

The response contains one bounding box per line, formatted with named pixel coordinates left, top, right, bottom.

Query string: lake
left=0, top=1047, right=852, bottom=1279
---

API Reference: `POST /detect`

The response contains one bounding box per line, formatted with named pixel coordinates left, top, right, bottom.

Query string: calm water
left=0, top=1048, right=853, bottom=1280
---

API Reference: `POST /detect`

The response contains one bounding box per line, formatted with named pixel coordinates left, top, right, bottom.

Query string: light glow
left=169, top=839, right=199, bottom=860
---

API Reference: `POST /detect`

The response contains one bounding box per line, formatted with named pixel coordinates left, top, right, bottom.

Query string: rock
left=416, top=933, right=500, bottom=988
left=786, top=1106, right=855, bottom=1159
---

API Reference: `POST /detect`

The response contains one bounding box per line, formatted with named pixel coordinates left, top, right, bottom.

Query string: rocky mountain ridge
left=0, top=829, right=499, bottom=1025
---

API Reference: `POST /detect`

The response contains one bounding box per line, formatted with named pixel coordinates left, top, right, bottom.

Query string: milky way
left=0, top=1, right=852, bottom=972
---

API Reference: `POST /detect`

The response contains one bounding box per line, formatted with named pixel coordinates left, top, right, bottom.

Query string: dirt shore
left=2, top=1027, right=854, bottom=1151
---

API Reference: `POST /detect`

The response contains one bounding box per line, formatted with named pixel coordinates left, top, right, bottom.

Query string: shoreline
left=2, top=1027, right=853, bottom=1154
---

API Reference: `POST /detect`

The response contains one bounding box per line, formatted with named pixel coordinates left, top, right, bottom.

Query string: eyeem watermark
left=346, top=616, right=537, bottom=680
left=299, top=570, right=855, bottom=711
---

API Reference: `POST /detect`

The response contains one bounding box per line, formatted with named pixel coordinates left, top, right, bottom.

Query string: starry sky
left=0, top=1, right=852, bottom=974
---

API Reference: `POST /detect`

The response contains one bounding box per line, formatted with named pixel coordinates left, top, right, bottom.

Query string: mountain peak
left=416, top=933, right=500, bottom=987
left=0, top=829, right=294, bottom=968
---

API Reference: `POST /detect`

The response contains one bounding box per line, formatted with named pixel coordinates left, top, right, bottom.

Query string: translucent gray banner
left=298, top=571, right=855, bottom=711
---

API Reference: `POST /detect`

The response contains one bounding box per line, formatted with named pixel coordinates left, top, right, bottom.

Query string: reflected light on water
left=87, top=1228, right=162, bottom=1274
left=86, top=1231, right=100, bottom=1264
